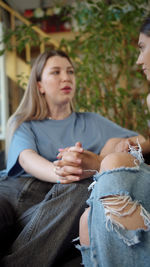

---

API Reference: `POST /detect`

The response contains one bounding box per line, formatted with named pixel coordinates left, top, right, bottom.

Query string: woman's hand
left=100, top=137, right=143, bottom=158
left=53, top=142, right=101, bottom=183
left=114, top=138, right=138, bottom=153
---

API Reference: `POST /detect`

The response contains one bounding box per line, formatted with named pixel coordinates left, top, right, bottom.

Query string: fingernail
left=53, top=160, right=59, bottom=165
left=58, top=148, right=64, bottom=151
left=54, top=167, right=60, bottom=172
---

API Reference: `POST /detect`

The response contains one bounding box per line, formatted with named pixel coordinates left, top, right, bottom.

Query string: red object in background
left=60, top=24, right=71, bottom=32
left=49, top=25, right=57, bottom=33
left=41, top=20, right=56, bottom=33
left=41, top=20, right=71, bottom=33
left=23, top=9, right=33, bottom=19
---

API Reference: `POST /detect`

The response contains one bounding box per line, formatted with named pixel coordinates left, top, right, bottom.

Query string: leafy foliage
left=60, top=0, right=150, bottom=135
left=0, top=24, right=49, bottom=56
left=1, top=0, right=150, bottom=136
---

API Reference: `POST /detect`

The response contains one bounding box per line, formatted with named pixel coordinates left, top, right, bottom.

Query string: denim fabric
left=0, top=176, right=92, bottom=267
left=0, top=196, right=16, bottom=258
left=0, top=175, right=53, bottom=260
left=78, top=163, right=150, bottom=267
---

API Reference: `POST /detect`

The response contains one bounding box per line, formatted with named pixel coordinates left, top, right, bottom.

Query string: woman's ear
left=37, top=81, right=45, bottom=94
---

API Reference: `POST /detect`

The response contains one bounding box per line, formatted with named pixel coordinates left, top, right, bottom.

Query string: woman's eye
left=68, top=70, right=74, bottom=74
left=51, top=71, right=59, bottom=75
left=139, top=45, right=144, bottom=52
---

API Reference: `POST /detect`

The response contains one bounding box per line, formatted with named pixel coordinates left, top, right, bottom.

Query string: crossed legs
left=79, top=152, right=147, bottom=247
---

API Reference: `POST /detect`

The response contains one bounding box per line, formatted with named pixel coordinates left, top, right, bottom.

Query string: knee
left=100, top=152, right=138, bottom=172
left=79, top=207, right=90, bottom=246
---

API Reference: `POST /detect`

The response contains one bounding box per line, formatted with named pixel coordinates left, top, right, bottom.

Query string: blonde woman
left=0, top=50, right=143, bottom=266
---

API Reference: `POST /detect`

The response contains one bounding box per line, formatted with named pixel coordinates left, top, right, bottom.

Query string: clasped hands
left=53, top=138, right=138, bottom=184
left=53, top=142, right=100, bottom=184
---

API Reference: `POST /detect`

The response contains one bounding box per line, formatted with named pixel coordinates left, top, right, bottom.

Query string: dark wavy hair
left=140, top=16, right=150, bottom=36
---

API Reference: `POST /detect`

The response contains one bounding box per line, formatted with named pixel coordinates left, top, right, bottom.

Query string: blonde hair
left=6, top=50, right=74, bottom=155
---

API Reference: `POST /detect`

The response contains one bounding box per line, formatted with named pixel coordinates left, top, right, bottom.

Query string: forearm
left=81, top=150, right=102, bottom=173
left=76, top=150, right=102, bottom=178
left=100, top=134, right=146, bottom=157
left=19, top=149, right=59, bottom=183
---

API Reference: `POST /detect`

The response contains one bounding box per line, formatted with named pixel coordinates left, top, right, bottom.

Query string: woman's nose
left=62, top=72, right=71, bottom=81
left=136, top=54, right=142, bottom=65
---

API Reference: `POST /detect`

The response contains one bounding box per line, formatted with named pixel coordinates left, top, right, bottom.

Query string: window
left=0, top=22, right=8, bottom=140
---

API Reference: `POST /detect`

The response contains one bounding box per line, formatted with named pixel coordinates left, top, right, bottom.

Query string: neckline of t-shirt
left=46, top=112, right=76, bottom=123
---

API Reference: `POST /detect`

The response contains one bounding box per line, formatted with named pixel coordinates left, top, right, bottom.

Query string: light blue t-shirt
left=6, top=112, right=137, bottom=177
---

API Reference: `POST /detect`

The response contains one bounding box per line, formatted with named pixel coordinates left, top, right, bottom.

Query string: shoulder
left=75, top=112, right=114, bottom=126
left=14, top=120, right=45, bottom=137
left=75, top=111, right=104, bottom=120
left=16, top=121, right=32, bottom=133
left=17, top=119, right=48, bottom=131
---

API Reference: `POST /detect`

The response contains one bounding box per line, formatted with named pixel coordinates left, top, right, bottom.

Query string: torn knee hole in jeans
left=100, top=195, right=150, bottom=246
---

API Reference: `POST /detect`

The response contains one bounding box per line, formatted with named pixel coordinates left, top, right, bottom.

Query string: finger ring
left=56, top=180, right=61, bottom=184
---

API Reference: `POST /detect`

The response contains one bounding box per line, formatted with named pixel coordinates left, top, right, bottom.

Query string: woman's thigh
left=0, top=196, right=16, bottom=258
left=1, top=178, right=92, bottom=267
left=0, top=176, right=53, bottom=216
left=0, top=176, right=53, bottom=257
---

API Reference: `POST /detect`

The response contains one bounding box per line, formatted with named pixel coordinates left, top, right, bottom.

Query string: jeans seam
left=16, top=177, right=35, bottom=204
left=22, top=201, right=44, bottom=243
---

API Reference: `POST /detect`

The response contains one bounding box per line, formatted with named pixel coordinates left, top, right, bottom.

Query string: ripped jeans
left=77, top=162, right=150, bottom=267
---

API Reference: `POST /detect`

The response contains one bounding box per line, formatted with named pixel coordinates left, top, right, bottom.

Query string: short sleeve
left=7, top=122, right=38, bottom=177
left=94, top=113, right=138, bottom=142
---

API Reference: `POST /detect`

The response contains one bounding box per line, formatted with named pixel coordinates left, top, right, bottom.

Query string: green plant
left=17, top=73, right=29, bottom=88
left=0, top=24, right=49, bottom=57
left=1, top=0, right=150, bottom=136
left=60, top=0, right=150, bottom=136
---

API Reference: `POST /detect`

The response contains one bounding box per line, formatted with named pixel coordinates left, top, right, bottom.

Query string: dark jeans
left=0, top=197, right=16, bottom=258
left=0, top=175, right=92, bottom=267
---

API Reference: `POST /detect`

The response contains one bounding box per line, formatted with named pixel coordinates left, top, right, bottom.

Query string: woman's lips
left=61, top=86, right=72, bottom=93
